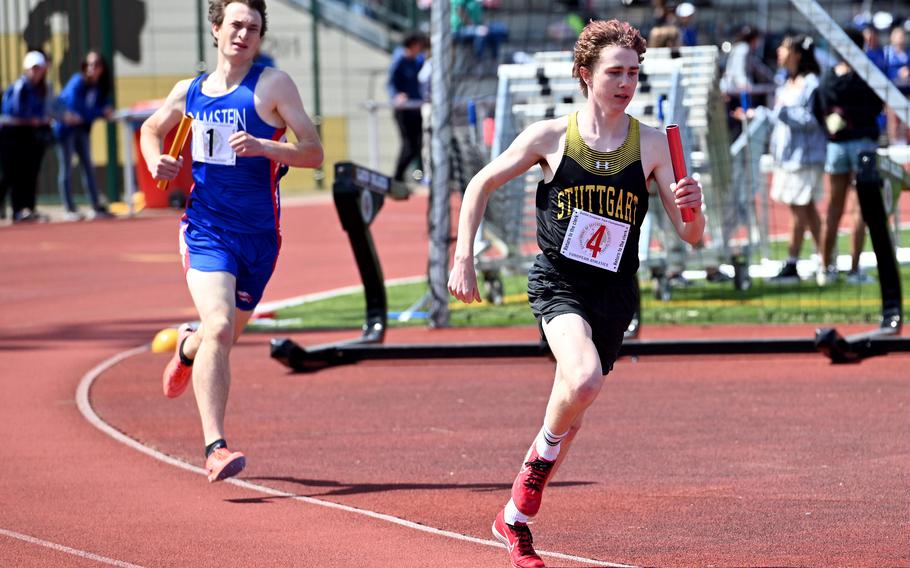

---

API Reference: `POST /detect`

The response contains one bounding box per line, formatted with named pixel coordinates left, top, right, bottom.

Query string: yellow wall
left=0, top=33, right=26, bottom=88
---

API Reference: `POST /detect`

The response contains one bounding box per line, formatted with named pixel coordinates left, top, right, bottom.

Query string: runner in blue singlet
left=139, top=0, right=323, bottom=484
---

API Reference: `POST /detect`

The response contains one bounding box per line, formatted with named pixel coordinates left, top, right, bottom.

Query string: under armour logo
left=595, top=160, right=609, bottom=170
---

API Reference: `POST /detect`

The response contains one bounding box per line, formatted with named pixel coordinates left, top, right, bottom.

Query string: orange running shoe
left=162, top=324, right=195, bottom=398
left=491, top=509, right=546, bottom=568
left=205, top=447, right=246, bottom=482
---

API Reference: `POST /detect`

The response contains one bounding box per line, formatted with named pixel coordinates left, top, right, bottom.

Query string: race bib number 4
left=191, top=119, right=237, bottom=166
left=559, top=209, right=630, bottom=272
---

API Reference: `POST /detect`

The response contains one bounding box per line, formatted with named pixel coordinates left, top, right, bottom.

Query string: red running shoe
left=162, top=324, right=195, bottom=398
left=205, top=447, right=246, bottom=482
left=491, top=509, right=546, bottom=568
left=511, top=446, right=556, bottom=517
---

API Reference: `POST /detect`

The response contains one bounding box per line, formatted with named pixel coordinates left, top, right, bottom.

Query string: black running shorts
left=527, top=255, right=638, bottom=375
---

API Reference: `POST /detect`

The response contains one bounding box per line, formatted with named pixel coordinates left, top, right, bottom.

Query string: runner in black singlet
left=447, top=19, right=705, bottom=568
left=530, top=111, right=649, bottom=376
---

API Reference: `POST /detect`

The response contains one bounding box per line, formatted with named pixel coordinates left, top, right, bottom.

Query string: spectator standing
left=0, top=50, right=52, bottom=223
left=862, top=23, right=887, bottom=72
left=55, top=50, right=114, bottom=221
left=859, top=24, right=889, bottom=139
left=883, top=24, right=910, bottom=144
left=675, top=2, right=699, bottom=47
left=811, top=28, right=884, bottom=285
left=721, top=26, right=775, bottom=138
left=765, top=34, right=826, bottom=282
left=387, top=33, right=428, bottom=182
left=722, top=26, right=762, bottom=95
left=883, top=24, right=910, bottom=89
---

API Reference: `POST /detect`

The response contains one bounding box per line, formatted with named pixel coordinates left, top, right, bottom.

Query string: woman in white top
left=765, top=34, right=827, bottom=282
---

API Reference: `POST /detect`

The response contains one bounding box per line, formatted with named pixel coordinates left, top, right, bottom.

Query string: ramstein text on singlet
left=556, top=184, right=639, bottom=225
left=193, top=108, right=247, bottom=129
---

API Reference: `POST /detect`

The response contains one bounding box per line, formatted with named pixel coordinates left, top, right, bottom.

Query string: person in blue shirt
left=860, top=24, right=889, bottom=142
left=387, top=32, right=428, bottom=182
left=140, top=0, right=323, bottom=483
left=0, top=50, right=52, bottom=223
left=861, top=24, right=887, bottom=72
left=675, top=2, right=699, bottom=47
left=883, top=24, right=910, bottom=89
left=55, top=50, right=114, bottom=220
left=883, top=24, right=910, bottom=143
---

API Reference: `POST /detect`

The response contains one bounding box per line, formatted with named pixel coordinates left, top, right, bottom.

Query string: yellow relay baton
left=157, top=113, right=193, bottom=191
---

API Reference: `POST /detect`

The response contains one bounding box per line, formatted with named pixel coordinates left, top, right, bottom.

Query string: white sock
left=504, top=499, right=529, bottom=525
left=535, top=425, right=569, bottom=462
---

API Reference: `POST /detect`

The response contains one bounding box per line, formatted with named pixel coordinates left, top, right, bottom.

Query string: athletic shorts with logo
left=180, top=219, right=279, bottom=311
left=528, top=254, right=638, bottom=375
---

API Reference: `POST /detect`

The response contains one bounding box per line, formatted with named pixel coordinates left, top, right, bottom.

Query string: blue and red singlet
left=180, top=64, right=288, bottom=310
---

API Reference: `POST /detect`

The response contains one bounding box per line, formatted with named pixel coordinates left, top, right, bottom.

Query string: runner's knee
left=559, top=364, right=604, bottom=406
left=201, top=316, right=234, bottom=346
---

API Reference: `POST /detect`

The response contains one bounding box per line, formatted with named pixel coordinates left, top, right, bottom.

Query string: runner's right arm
left=448, top=120, right=561, bottom=303
left=139, top=79, right=192, bottom=183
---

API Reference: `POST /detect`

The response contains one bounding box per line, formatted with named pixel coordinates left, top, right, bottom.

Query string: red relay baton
left=666, top=124, right=696, bottom=222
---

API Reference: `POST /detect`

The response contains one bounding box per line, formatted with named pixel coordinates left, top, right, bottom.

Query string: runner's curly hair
left=208, top=0, right=268, bottom=46
left=573, top=20, right=647, bottom=98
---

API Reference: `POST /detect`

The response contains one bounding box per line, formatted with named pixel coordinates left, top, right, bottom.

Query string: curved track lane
left=2, top=194, right=909, bottom=567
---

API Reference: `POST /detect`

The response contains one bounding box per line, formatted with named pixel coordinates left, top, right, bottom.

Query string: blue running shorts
left=180, top=220, right=280, bottom=311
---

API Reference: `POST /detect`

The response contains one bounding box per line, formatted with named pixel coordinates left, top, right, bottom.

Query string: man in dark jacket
left=0, top=50, right=51, bottom=222
left=387, top=33, right=428, bottom=182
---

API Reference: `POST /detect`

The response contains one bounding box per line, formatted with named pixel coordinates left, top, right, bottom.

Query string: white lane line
left=0, top=528, right=145, bottom=568
left=76, top=345, right=637, bottom=568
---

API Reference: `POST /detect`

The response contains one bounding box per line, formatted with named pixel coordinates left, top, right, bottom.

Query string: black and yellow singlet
left=535, top=112, right=649, bottom=285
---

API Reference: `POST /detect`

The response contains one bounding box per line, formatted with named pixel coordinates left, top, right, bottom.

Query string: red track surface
left=2, top=194, right=909, bottom=567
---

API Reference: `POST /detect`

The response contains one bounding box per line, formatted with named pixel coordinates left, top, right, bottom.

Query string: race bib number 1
left=559, top=209, right=630, bottom=272
left=191, top=119, right=237, bottom=166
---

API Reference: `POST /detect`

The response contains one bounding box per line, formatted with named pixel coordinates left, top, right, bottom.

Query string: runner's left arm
left=228, top=70, right=324, bottom=169
left=645, top=127, right=705, bottom=245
